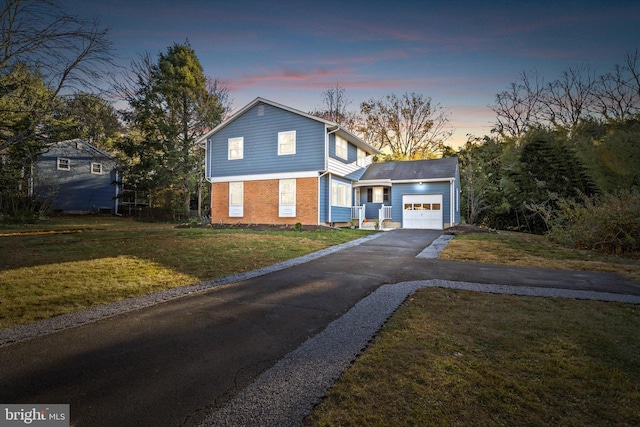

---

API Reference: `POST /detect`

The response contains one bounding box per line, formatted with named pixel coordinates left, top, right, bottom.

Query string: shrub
left=549, top=189, right=640, bottom=255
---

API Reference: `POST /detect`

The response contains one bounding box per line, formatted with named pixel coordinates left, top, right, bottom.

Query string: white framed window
left=335, top=135, right=348, bottom=159
left=91, top=163, right=103, bottom=174
left=278, top=130, right=296, bottom=155
left=228, top=137, right=243, bottom=160
left=229, top=181, right=244, bottom=217
left=331, top=180, right=352, bottom=207
left=57, top=158, right=70, bottom=171
left=279, top=179, right=296, bottom=217
left=356, top=148, right=366, bottom=167
left=373, top=187, right=384, bottom=203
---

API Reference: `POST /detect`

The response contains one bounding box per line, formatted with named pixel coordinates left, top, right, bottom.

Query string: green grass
left=305, top=288, right=640, bottom=426
left=0, top=216, right=373, bottom=328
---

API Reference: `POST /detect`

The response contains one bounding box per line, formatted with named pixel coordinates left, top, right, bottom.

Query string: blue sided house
left=35, top=139, right=121, bottom=214
left=200, top=97, right=460, bottom=230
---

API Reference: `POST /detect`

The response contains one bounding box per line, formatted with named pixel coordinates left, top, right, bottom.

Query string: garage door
left=403, top=194, right=443, bottom=229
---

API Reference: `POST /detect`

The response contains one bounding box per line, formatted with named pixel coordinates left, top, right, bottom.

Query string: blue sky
left=65, top=0, right=640, bottom=147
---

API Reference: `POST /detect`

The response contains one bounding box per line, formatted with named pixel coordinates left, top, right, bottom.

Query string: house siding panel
left=208, top=103, right=325, bottom=178
left=36, top=142, right=118, bottom=213
left=211, top=177, right=318, bottom=224
left=319, top=174, right=329, bottom=223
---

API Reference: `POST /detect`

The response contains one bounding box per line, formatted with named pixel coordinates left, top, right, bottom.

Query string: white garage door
left=403, top=194, right=443, bottom=229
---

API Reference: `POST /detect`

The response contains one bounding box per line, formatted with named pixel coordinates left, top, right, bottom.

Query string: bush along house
left=198, top=97, right=460, bottom=230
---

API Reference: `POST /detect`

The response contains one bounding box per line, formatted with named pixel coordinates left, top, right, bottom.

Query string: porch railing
left=351, top=204, right=365, bottom=228
left=379, top=205, right=392, bottom=225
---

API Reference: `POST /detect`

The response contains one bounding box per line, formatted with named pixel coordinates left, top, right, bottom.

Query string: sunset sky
left=65, top=0, right=640, bottom=148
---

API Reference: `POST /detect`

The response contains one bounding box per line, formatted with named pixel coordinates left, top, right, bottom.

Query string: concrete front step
left=360, top=221, right=400, bottom=230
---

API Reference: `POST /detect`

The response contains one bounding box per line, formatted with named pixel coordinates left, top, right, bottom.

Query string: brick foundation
left=211, top=177, right=319, bottom=225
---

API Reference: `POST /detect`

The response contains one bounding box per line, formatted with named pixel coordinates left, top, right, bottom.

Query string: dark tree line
left=459, top=54, right=640, bottom=252
left=0, top=1, right=228, bottom=221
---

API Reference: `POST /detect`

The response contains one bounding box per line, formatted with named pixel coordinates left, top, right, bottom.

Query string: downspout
left=318, top=171, right=329, bottom=225
left=449, top=178, right=455, bottom=227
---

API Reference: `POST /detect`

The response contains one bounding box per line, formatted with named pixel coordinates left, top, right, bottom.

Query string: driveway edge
left=199, top=279, right=640, bottom=427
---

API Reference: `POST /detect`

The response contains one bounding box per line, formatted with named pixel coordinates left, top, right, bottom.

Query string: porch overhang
left=353, top=179, right=392, bottom=188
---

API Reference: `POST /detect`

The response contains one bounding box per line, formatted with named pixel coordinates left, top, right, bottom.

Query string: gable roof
left=197, top=97, right=380, bottom=154
left=359, top=157, right=458, bottom=182
left=47, top=138, right=115, bottom=159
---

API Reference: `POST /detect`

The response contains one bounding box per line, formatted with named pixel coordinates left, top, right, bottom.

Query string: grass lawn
left=3, top=218, right=639, bottom=424
left=0, top=216, right=373, bottom=328
left=439, top=230, right=640, bottom=281
left=305, top=230, right=640, bottom=426
left=305, top=288, right=640, bottom=426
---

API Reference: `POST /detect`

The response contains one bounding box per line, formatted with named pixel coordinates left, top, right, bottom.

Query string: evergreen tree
left=118, top=43, right=226, bottom=217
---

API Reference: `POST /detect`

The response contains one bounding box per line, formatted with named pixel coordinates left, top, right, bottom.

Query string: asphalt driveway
left=1, top=229, right=639, bottom=426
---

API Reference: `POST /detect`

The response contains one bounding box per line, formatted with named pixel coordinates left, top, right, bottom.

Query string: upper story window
left=357, top=148, right=366, bottom=166
left=228, top=137, right=243, bottom=160
left=278, top=130, right=296, bottom=155
left=91, top=163, right=103, bottom=174
left=335, top=135, right=348, bottom=160
left=57, top=158, right=70, bottom=171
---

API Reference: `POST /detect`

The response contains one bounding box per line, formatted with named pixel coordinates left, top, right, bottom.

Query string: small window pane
left=432, top=203, right=441, bottom=210
left=423, top=203, right=431, bottom=210
left=336, top=135, right=348, bottom=159
left=229, top=182, right=243, bottom=206
left=57, top=158, right=70, bottom=171
left=404, top=204, right=412, bottom=210
left=280, top=179, right=296, bottom=205
left=91, top=163, right=102, bottom=174
left=228, top=137, right=243, bottom=160
left=278, top=131, right=296, bottom=155
left=373, top=187, right=384, bottom=203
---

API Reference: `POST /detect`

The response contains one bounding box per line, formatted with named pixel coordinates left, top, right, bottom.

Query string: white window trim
left=335, top=135, right=348, bottom=160
left=373, top=187, right=384, bottom=203
left=278, top=130, right=296, bottom=156
left=331, top=179, right=352, bottom=207
left=228, top=137, right=244, bottom=160
left=279, top=179, right=296, bottom=217
left=91, top=163, right=103, bottom=174
left=229, top=181, right=244, bottom=217
left=57, top=158, right=70, bottom=171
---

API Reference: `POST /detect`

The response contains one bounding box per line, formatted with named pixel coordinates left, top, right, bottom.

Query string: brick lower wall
left=211, top=177, right=319, bottom=225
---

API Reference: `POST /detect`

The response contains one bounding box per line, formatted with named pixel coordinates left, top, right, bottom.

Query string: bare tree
left=544, top=64, right=598, bottom=129
left=310, top=84, right=359, bottom=130
left=623, top=49, right=640, bottom=111
left=594, top=63, right=638, bottom=121
left=0, top=0, right=114, bottom=151
left=1, top=0, right=114, bottom=94
left=359, top=92, right=452, bottom=159
left=491, top=70, right=545, bottom=137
